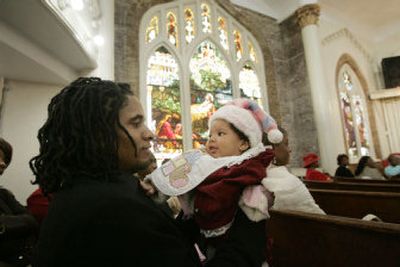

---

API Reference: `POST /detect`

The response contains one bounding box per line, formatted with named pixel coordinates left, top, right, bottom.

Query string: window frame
left=139, top=0, right=268, bottom=152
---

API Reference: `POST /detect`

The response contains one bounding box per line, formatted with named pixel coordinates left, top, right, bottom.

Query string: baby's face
left=206, top=119, right=249, bottom=158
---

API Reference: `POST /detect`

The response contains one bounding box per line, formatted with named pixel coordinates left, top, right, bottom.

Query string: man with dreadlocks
left=30, top=77, right=265, bottom=267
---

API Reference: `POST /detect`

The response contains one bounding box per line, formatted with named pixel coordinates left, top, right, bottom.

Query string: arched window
left=337, top=63, right=372, bottom=161
left=140, top=0, right=268, bottom=161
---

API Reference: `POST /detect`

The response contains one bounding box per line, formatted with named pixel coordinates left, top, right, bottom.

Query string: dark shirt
left=34, top=174, right=266, bottom=267
left=0, top=187, right=38, bottom=264
left=335, top=166, right=355, bottom=178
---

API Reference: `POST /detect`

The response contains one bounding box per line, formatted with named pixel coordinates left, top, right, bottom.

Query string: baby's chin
left=206, top=149, right=218, bottom=158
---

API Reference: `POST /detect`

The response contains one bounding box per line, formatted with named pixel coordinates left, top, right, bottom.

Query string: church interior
left=2, top=0, right=399, bottom=202
left=0, top=0, right=400, bottom=264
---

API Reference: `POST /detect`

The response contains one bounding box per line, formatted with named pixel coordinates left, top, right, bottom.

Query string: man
left=30, top=77, right=266, bottom=267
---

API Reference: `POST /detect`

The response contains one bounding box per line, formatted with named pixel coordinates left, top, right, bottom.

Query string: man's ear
left=239, top=140, right=250, bottom=152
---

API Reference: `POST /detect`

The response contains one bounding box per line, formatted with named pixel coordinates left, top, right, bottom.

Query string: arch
left=335, top=53, right=381, bottom=159
left=139, top=0, right=269, bottom=159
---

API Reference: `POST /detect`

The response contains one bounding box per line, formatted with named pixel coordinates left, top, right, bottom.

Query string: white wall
left=87, top=0, right=115, bottom=80
left=319, top=18, right=387, bottom=167
left=0, top=1, right=115, bottom=204
left=0, top=80, right=62, bottom=204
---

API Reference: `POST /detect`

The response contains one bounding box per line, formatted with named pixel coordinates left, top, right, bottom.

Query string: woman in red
left=303, top=153, right=332, bottom=181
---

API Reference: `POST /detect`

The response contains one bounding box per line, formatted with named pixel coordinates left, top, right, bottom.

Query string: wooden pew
left=304, top=180, right=400, bottom=193
left=267, top=210, right=400, bottom=267
left=335, top=177, right=400, bottom=184
left=309, top=189, right=400, bottom=223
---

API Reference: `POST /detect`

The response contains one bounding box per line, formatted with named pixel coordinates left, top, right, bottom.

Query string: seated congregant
left=384, top=153, right=400, bottom=179
left=303, top=153, right=332, bottom=181
left=0, top=137, right=38, bottom=266
left=334, top=154, right=354, bottom=178
left=354, top=156, right=385, bottom=180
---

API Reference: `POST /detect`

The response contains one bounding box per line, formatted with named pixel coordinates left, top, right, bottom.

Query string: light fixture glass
left=93, top=35, right=104, bottom=46
left=70, top=0, right=84, bottom=11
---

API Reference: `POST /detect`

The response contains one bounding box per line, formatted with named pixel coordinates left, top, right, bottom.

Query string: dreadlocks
left=30, top=77, right=134, bottom=194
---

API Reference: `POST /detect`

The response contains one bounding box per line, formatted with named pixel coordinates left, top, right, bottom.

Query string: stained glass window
left=146, top=16, right=159, bottom=43
left=201, top=3, right=212, bottom=33
left=184, top=8, right=195, bottom=44
left=141, top=1, right=266, bottom=156
left=248, top=42, right=256, bottom=62
left=233, top=30, right=243, bottom=61
left=147, top=47, right=182, bottom=159
left=239, top=64, right=262, bottom=106
left=189, top=40, right=232, bottom=147
left=338, top=66, right=370, bottom=160
left=218, top=17, right=228, bottom=50
left=167, top=12, right=178, bottom=47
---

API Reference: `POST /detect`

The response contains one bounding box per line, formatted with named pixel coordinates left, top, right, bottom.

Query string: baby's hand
left=139, top=179, right=157, bottom=196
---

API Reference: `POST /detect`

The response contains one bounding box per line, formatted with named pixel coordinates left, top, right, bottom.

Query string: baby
left=149, top=98, right=282, bottom=264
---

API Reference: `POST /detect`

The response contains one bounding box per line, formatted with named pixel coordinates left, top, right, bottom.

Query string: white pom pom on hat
left=209, top=98, right=283, bottom=147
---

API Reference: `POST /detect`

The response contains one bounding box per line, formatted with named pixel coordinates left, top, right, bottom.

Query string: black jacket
left=0, top=187, right=38, bottom=265
left=334, top=166, right=355, bottom=178
left=34, top=174, right=266, bottom=267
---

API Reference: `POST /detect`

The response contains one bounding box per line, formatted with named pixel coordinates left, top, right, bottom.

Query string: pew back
left=309, top=189, right=400, bottom=223
left=304, top=180, right=400, bottom=192
left=267, top=210, right=400, bottom=267
left=335, top=177, right=400, bottom=184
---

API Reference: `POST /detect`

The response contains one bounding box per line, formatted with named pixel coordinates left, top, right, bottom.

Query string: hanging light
left=93, top=35, right=104, bottom=46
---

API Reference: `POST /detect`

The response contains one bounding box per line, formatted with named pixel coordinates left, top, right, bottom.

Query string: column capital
left=296, top=4, right=320, bottom=28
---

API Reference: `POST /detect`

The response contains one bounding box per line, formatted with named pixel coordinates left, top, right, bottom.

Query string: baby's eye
left=218, top=132, right=225, bottom=136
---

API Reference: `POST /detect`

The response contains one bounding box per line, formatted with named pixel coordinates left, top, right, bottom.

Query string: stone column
left=296, top=4, right=334, bottom=173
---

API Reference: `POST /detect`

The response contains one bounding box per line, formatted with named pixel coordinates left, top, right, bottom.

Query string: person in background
left=26, top=188, right=50, bottom=227
left=354, top=156, right=385, bottom=179
left=138, top=154, right=181, bottom=217
left=303, top=153, right=332, bottom=181
left=30, top=77, right=262, bottom=267
left=253, top=128, right=325, bottom=215
left=0, top=137, right=38, bottom=266
left=334, top=154, right=354, bottom=178
left=384, top=154, right=400, bottom=179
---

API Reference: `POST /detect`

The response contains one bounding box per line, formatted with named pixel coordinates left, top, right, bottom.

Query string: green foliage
left=199, top=69, right=225, bottom=92
left=152, top=80, right=181, bottom=114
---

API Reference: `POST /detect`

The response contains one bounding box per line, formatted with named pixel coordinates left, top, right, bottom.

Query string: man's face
left=117, top=96, right=155, bottom=172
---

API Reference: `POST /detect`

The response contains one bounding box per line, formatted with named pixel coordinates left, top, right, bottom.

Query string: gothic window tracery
left=338, top=65, right=371, bottom=160
left=141, top=1, right=267, bottom=160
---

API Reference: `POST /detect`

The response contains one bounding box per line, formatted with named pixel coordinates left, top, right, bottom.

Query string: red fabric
left=383, top=152, right=400, bottom=167
left=194, top=149, right=274, bottom=230
left=305, top=169, right=330, bottom=181
left=27, top=188, right=51, bottom=225
left=303, top=153, right=319, bottom=168
left=158, top=121, right=175, bottom=139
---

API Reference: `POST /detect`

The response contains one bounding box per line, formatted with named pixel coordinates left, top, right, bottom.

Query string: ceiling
left=319, top=0, right=400, bottom=43
left=232, top=0, right=400, bottom=45
left=0, top=0, right=96, bottom=85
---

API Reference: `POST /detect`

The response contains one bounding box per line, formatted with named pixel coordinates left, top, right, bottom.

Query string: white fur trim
left=209, top=105, right=261, bottom=147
